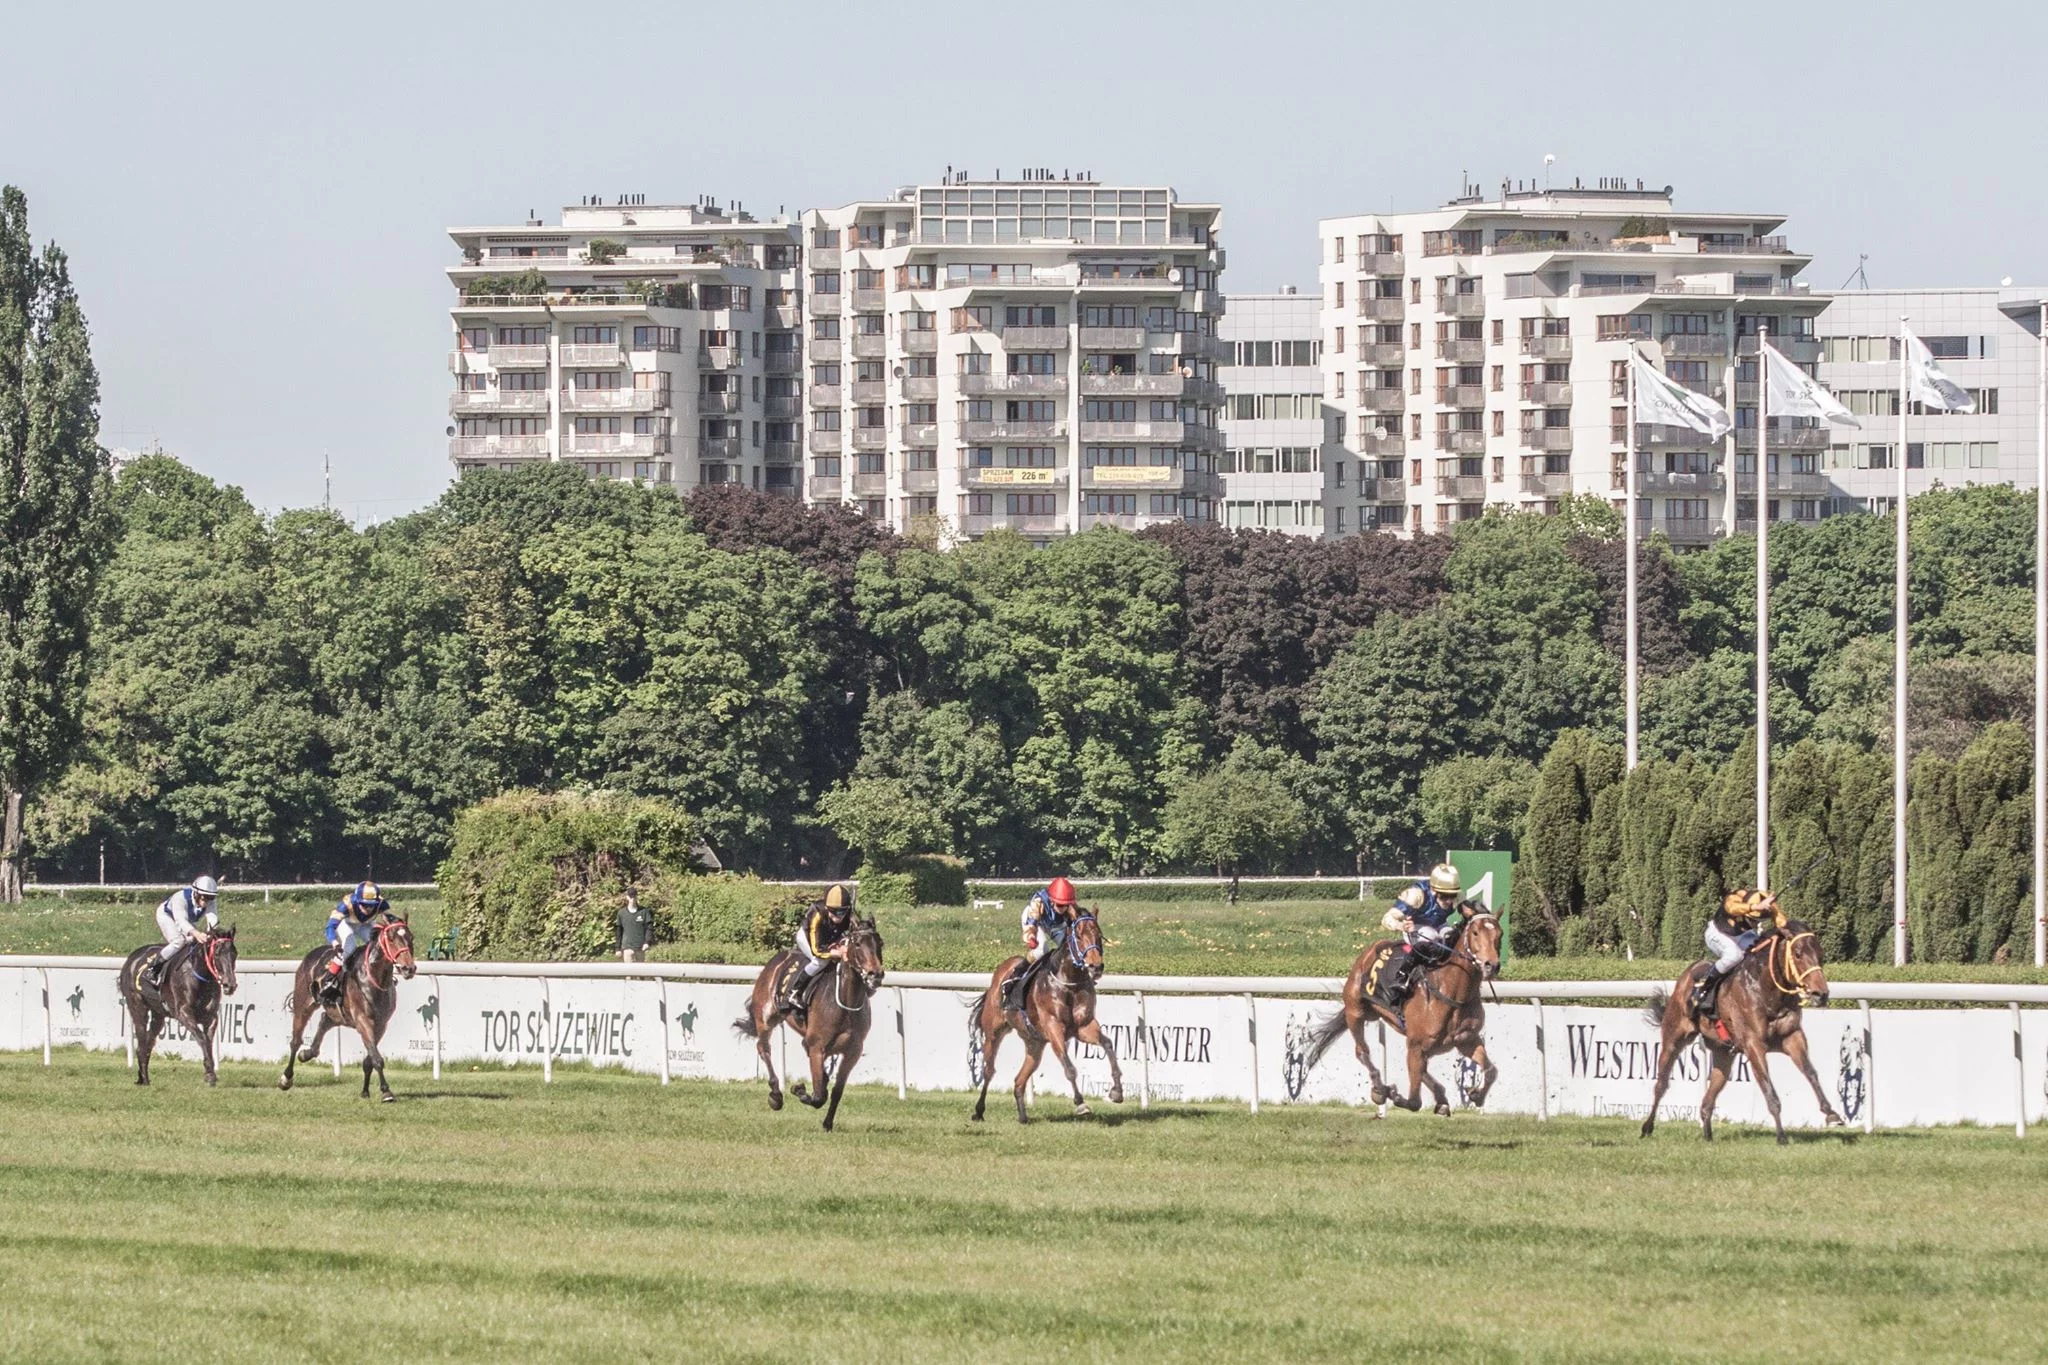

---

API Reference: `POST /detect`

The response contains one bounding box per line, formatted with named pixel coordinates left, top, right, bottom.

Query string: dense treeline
left=20, top=459, right=2041, bottom=959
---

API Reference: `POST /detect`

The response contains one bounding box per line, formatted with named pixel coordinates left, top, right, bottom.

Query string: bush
left=649, top=870, right=807, bottom=951
left=435, top=789, right=702, bottom=959
left=856, top=855, right=967, bottom=908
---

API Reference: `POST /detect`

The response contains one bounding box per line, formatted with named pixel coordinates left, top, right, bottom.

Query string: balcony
left=900, top=377, right=938, bottom=401
left=809, top=293, right=843, bottom=316
left=902, top=331, right=938, bottom=355
left=964, top=465, right=1065, bottom=489
left=810, top=429, right=843, bottom=454
left=1661, top=517, right=1723, bottom=545
left=1434, top=431, right=1487, bottom=454
left=1519, top=335, right=1572, bottom=359
left=1439, top=293, right=1485, bottom=318
left=1435, top=474, right=1487, bottom=499
left=1738, top=426, right=1830, bottom=452
left=564, top=432, right=668, bottom=456
left=698, top=391, right=742, bottom=414
left=963, top=420, right=1065, bottom=441
left=851, top=289, right=885, bottom=311
left=1079, top=326, right=1146, bottom=350
left=809, top=385, right=841, bottom=409
left=1078, top=420, right=1185, bottom=442
left=1520, top=427, right=1574, bottom=452
left=1520, top=381, right=1572, bottom=404
left=1360, top=298, right=1406, bottom=322
left=561, top=342, right=625, bottom=368
left=963, top=372, right=1066, bottom=395
left=1736, top=335, right=1820, bottom=362
left=700, top=437, right=742, bottom=460
left=1359, top=389, right=1407, bottom=414
left=810, top=247, right=841, bottom=270
left=449, top=434, right=547, bottom=459
left=1361, top=342, right=1407, bottom=366
left=698, top=346, right=741, bottom=370
left=765, top=439, right=800, bottom=463
left=1520, top=466, right=1573, bottom=498
left=1438, top=384, right=1487, bottom=408
left=1768, top=469, right=1830, bottom=494
left=1082, top=465, right=1183, bottom=492
left=1080, top=373, right=1183, bottom=396
left=1357, top=431, right=1405, bottom=456
left=902, top=424, right=938, bottom=445
left=1435, top=339, right=1485, bottom=363
left=765, top=351, right=801, bottom=374
left=808, top=335, right=841, bottom=359
left=487, top=344, right=550, bottom=368
left=1661, top=333, right=1729, bottom=358
left=564, top=387, right=665, bottom=413
left=904, top=468, right=939, bottom=494
left=846, top=380, right=882, bottom=404
left=960, top=513, right=1067, bottom=537
left=851, top=335, right=886, bottom=358
left=1004, top=326, right=1068, bottom=349
left=449, top=389, right=549, bottom=414
left=810, top=475, right=842, bottom=500
left=1640, top=468, right=1724, bottom=494
left=851, top=427, right=887, bottom=451
left=764, top=306, right=801, bottom=329
left=1361, top=252, right=1405, bottom=275
left=766, top=395, right=801, bottom=418
left=851, top=472, right=885, bottom=498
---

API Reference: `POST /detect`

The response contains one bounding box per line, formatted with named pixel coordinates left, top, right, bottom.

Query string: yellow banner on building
left=1089, top=465, right=1175, bottom=485
left=974, top=467, right=1057, bottom=486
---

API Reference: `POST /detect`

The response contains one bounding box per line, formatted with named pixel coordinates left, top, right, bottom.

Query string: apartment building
left=1319, top=179, right=1830, bottom=545
left=1217, top=290, right=1327, bottom=535
left=801, top=175, right=1227, bottom=542
left=1815, top=287, right=2046, bottom=512
left=445, top=198, right=803, bottom=492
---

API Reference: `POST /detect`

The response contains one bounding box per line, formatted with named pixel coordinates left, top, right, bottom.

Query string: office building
left=1217, top=290, right=1327, bottom=535
left=1319, top=178, right=1829, bottom=544
left=801, top=174, right=1227, bottom=541
left=445, top=198, right=803, bottom=492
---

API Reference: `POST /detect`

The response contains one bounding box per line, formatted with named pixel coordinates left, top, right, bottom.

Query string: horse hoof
left=1776, top=1133, right=1789, bottom=1147
left=1370, top=1085, right=1390, bottom=1104
left=1639, top=1122, right=1655, bottom=1139
left=206, top=1077, right=218, bottom=1088
left=1434, top=1104, right=1452, bottom=1118
left=380, top=1092, right=396, bottom=1104
left=1824, top=1113, right=1846, bottom=1128
left=792, top=1083, right=809, bottom=1101
left=970, top=1109, right=984, bottom=1122
left=1109, top=1088, right=1125, bottom=1104
left=278, top=1077, right=292, bottom=1092
left=296, top=1048, right=318, bottom=1064
left=768, top=1093, right=783, bottom=1111
left=1074, top=1104, right=1092, bottom=1118
left=821, top=1119, right=834, bottom=1133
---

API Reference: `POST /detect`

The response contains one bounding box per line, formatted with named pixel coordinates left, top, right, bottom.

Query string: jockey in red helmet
left=1001, top=876, right=1079, bottom=1011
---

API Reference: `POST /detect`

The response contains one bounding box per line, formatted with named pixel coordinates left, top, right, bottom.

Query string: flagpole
left=1753, top=325, right=1769, bottom=892
left=1626, top=348, right=1640, bottom=770
left=1894, top=319, right=1911, bottom=965
left=2036, top=300, right=2046, bottom=968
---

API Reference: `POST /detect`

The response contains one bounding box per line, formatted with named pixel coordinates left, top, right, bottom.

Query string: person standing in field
left=617, top=889, right=651, bottom=964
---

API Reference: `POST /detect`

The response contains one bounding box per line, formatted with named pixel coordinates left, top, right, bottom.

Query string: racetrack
left=4, top=1054, right=2045, bottom=1362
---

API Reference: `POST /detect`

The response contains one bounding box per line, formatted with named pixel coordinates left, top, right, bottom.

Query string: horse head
left=206, top=925, right=240, bottom=996
left=846, top=917, right=885, bottom=990
left=1769, top=918, right=1828, bottom=1008
left=379, top=916, right=418, bottom=981
left=1067, top=910, right=1105, bottom=983
left=1459, top=911, right=1502, bottom=981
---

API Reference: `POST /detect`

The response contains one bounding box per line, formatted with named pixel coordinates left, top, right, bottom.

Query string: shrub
left=855, top=855, right=967, bottom=908
left=465, top=268, right=548, bottom=298
left=649, top=869, right=808, bottom=951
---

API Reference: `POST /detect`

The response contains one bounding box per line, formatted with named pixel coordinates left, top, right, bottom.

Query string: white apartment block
left=1319, top=179, right=1830, bottom=546
left=801, top=175, right=1227, bottom=542
left=1815, top=287, right=2046, bottom=512
left=1217, top=290, right=1327, bottom=535
left=446, top=198, right=803, bottom=493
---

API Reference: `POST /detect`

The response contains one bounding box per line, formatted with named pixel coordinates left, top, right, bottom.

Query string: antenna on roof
left=1841, top=254, right=1871, bottom=290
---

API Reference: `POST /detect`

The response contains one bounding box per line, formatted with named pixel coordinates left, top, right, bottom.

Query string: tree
left=0, top=187, right=112, bottom=899
left=1417, top=752, right=1538, bottom=852
left=816, top=775, right=946, bottom=870
left=1158, top=750, right=1307, bottom=876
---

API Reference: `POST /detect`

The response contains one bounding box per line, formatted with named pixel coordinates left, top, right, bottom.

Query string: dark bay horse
left=278, top=915, right=417, bottom=1101
left=1640, top=918, right=1842, bottom=1144
left=118, top=928, right=239, bottom=1086
left=970, top=910, right=1125, bottom=1123
left=735, top=917, right=884, bottom=1131
left=1301, top=911, right=1503, bottom=1115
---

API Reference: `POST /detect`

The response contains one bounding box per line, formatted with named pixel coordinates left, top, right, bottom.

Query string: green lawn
left=1, top=1053, right=2043, bottom=1362
left=0, top=893, right=436, bottom=961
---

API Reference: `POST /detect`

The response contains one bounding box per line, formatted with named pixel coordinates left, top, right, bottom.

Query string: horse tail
left=731, top=1011, right=759, bottom=1041
left=1300, top=1008, right=1352, bottom=1074
left=1641, top=989, right=1670, bottom=1031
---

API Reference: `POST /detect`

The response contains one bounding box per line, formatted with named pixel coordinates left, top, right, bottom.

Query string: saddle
left=776, top=957, right=824, bottom=1016
left=1002, top=953, right=1053, bottom=1013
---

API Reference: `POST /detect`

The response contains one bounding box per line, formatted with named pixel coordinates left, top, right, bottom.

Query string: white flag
left=1902, top=326, right=1976, bottom=413
left=1763, top=343, right=1860, bottom=427
left=1631, top=353, right=1733, bottom=440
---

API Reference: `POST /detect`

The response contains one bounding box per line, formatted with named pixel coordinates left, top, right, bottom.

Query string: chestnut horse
left=117, top=928, right=239, bottom=1086
left=1301, top=911, right=1503, bottom=1115
left=970, top=910, right=1125, bottom=1123
left=1640, top=918, right=1842, bottom=1145
left=735, top=917, right=885, bottom=1131
left=278, top=916, right=417, bottom=1101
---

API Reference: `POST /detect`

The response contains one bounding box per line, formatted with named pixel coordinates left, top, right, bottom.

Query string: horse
left=278, top=915, right=417, bottom=1101
left=117, top=927, right=239, bottom=1087
left=1299, top=910, right=1503, bottom=1116
left=1640, top=917, right=1842, bottom=1145
left=734, top=917, right=885, bottom=1131
left=970, top=909, right=1125, bottom=1124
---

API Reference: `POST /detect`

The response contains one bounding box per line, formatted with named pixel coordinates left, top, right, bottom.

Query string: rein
left=1759, top=929, right=1823, bottom=1000
left=1417, top=914, right=1498, bottom=1010
left=201, top=937, right=229, bottom=985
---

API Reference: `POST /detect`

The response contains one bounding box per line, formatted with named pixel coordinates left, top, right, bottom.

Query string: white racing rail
left=4, top=955, right=2043, bottom=1136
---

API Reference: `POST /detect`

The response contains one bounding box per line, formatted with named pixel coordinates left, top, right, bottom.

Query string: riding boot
left=1690, top=968, right=1721, bottom=1014
left=318, top=956, right=346, bottom=1005
left=780, top=969, right=811, bottom=1019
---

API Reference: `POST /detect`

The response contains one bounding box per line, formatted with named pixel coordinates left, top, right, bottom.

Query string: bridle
left=1415, top=912, right=1500, bottom=1009
left=1758, top=929, right=1825, bottom=1004
left=1064, top=912, right=1102, bottom=976
left=201, top=936, right=235, bottom=991
left=833, top=924, right=883, bottom=1010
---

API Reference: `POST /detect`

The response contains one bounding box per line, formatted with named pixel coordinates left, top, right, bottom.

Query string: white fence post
left=1135, top=991, right=1151, bottom=1109
left=331, top=1018, right=342, bottom=1077
left=895, top=986, right=908, bottom=1101
left=1533, top=999, right=1548, bottom=1122
left=2014, top=1001, right=2027, bottom=1139
left=1859, top=999, right=1874, bottom=1134
left=541, top=976, right=553, bottom=1084
left=431, top=975, right=443, bottom=1082
left=1376, top=1020, right=1390, bottom=1119
left=40, top=968, right=51, bottom=1066
left=1244, top=993, right=1258, bottom=1115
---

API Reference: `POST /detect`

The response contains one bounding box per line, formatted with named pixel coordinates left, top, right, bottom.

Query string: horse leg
left=1408, top=1040, right=1450, bottom=1116
left=1355, top=1012, right=1393, bottom=1109
left=1012, top=1037, right=1047, bottom=1125
left=1699, top=1046, right=1735, bottom=1141
left=1743, top=1038, right=1788, bottom=1145
left=137, top=1011, right=162, bottom=1087
left=971, top=996, right=1006, bottom=1122
left=1073, top=1017, right=1124, bottom=1105
left=1456, top=1035, right=1499, bottom=1110
left=755, top=1006, right=783, bottom=1112
left=821, top=1042, right=861, bottom=1132
left=199, top=1016, right=219, bottom=1089
left=1778, top=1027, right=1844, bottom=1128
left=1640, top=1004, right=1693, bottom=1139
left=280, top=984, right=312, bottom=1090
left=794, top=1034, right=828, bottom=1109
left=1042, top=1020, right=1090, bottom=1117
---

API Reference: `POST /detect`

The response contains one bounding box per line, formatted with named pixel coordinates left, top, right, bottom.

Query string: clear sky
left=7, top=0, right=2044, bottom=519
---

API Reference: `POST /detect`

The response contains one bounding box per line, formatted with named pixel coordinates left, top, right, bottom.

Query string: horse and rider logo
left=67, top=985, right=85, bottom=1019
left=674, top=1002, right=698, bottom=1042
left=1282, top=1012, right=1313, bottom=1101
left=1836, top=1027, right=1868, bottom=1123
left=418, top=994, right=439, bottom=1028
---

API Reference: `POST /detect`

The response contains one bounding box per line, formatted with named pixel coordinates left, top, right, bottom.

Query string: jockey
left=148, top=876, right=221, bottom=988
left=319, top=880, right=389, bottom=1003
left=1692, top=888, right=1781, bottom=1011
left=1380, top=863, right=1465, bottom=1006
left=779, top=883, right=855, bottom=1014
left=1002, top=876, right=1078, bottom=1010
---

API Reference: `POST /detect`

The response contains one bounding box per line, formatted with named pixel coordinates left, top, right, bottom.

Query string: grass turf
left=1, top=1052, right=2045, bottom=1362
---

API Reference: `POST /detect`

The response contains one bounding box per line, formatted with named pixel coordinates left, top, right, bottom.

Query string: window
left=1333, top=236, right=1345, bottom=263
left=570, top=325, right=617, bottom=344
left=1006, top=493, right=1058, bottom=516
left=967, top=493, right=994, bottom=514
left=1087, top=446, right=1139, bottom=466
left=904, top=355, right=937, bottom=377
left=812, top=364, right=841, bottom=387
left=953, top=306, right=994, bottom=332
left=501, top=371, right=547, bottom=390
left=812, top=318, right=841, bottom=340
left=1009, top=352, right=1059, bottom=374
left=811, top=272, right=841, bottom=294
left=902, top=309, right=936, bottom=334
left=854, top=313, right=885, bottom=336
left=852, top=268, right=883, bottom=290
left=1006, top=446, right=1057, bottom=467
left=632, top=325, right=681, bottom=351
left=1086, top=493, right=1138, bottom=516
left=1085, top=400, right=1138, bottom=422
left=458, top=327, right=489, bottom=352
left=1150, top=494, right=1180, bottom=515
left=1006, top=305, right=1057, bottom=328
left=958, top=350, right=990, bottom=374
left=856, top=453, right=884, bottom=474
left=857, top=406, right=885, bottom=429
left=1007, top=400, right=1057, bottom=421
left=497, top=326, right=545, bottom=345
left=812, top=410, right=841, bottom=431
left=894, top=264, right=937, bottom=289
left=1082, top=305, right=1138, bottom=328
left=854, top=360, right=885, bottom=383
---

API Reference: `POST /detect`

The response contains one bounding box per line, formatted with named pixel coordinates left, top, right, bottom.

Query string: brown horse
left=278, top=916, right=417, bottom=1101
left=1640, top=918, right=1843, bottom=1145
left=117, top=928, right=239, bottom=1086
left=970, top=910, right=1125, bottom=1123
left=1301, top=911, right=1503, bottom=1115
left=734, top=917, right=885, bottom=1131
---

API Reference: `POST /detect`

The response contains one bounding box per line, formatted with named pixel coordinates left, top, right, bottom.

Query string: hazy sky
left=8, top=0, right=2044, bottom=519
